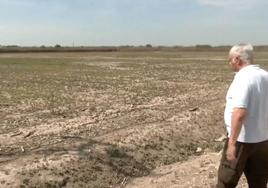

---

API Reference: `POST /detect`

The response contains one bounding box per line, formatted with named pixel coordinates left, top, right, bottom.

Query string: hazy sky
left=0, top=0, right=268, bottom=46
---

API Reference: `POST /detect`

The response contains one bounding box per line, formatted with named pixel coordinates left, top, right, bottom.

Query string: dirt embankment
left=126, top=152, right=247, bottom=188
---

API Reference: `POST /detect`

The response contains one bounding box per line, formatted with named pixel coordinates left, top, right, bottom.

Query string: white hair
left=229, top=43, right=254, bottom=64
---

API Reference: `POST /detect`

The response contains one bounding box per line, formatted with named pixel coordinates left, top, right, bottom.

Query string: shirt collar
left=238, top=64, right=259, bottom=73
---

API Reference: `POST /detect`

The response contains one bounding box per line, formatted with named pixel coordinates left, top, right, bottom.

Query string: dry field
left=1, top=50, right=268, bottom=188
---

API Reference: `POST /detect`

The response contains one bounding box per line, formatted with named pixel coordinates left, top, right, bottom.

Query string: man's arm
left=227, top=108, right=247, bottom=162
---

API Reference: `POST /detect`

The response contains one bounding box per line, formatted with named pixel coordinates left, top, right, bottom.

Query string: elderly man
left=217, top=44, right=268, bottom=188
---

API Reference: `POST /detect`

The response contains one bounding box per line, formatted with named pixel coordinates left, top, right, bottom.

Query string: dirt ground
left=126, top=151, right=248, bottom=188
left=1, top=51, right=268, bottom=188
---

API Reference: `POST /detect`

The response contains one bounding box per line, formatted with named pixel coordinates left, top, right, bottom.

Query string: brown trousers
left=217, top=138, right=268, bottom=188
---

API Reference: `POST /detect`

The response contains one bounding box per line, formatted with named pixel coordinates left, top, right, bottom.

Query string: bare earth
left=127, top=152, right=248, bottom=188
left=1, top=51, right=267, bottom=188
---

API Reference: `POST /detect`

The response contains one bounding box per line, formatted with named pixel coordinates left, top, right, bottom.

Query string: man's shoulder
left=234, top=70, right=250, bottom=82
left=237, top=66, right=268, bottom=78
left=234, top=68, right=268, bottom=90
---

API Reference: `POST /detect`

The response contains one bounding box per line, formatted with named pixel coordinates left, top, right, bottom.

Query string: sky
left=0, top=0, right=268, bottom=46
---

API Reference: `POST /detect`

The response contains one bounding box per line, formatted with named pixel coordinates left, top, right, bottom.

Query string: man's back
left=225, top=65, right=268, bottom=143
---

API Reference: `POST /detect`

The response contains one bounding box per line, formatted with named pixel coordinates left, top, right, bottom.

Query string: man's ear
left=234, top=56, right=240, bottom=64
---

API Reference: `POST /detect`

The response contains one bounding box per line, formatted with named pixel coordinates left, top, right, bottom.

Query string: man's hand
left=226, top=144, right=237, bottom=166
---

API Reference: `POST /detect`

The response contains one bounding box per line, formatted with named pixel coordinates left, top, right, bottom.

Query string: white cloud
left=0, top=0, right=36, bottom=6
left=197, top=0, right=267, bottom=8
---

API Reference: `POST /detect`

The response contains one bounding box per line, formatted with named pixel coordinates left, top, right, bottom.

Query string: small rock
left=196, top=147, right=202, bottom=153
left=208, top=171, right=215, bottom=179
left=189, top=107, right=199, bottom=112
left=215, top=135, right=226, bottom=142
left=24, top=130, right=35, bottom=138
left=20, top=146, right=25, bottom=153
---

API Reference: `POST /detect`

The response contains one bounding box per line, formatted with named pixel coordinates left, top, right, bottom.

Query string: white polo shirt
left=224, top=65, right=268, bottom=143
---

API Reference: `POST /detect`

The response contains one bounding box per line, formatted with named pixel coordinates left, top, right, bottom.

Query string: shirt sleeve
left=231, top=75, right=251, bottom=108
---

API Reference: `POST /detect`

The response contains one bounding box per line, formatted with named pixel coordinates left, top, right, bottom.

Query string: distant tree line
left=1, top=44, right=268, bottom=53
